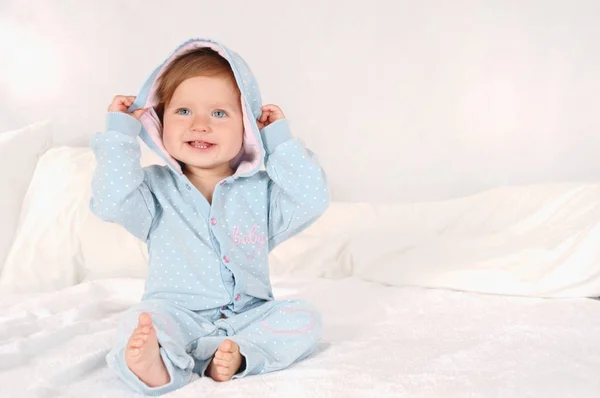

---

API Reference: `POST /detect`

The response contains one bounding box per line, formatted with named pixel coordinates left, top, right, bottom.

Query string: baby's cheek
left=162, top=124, right=181, bottom=141
left=161, top=129, right=183, bottom=158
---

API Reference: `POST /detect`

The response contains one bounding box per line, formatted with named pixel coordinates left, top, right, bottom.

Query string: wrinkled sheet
left=1, top=277, right=599, bottom=398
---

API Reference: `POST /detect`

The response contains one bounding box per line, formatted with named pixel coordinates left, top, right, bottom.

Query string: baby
left=90, top=39, right=329, bottom=395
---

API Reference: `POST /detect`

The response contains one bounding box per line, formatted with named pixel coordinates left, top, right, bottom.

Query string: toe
left=131, top=329, right=148, bottom=341
left=220, top=339, right=237, bottom=353
left=138, top=312, right=153, bottom=327
left=220, top=340, right=232, bottom=352
left=129, top=338, right=144, bottom=348
left=220, top=352, right=233, bottom=362
left=140, top=326, right=151, bottom=335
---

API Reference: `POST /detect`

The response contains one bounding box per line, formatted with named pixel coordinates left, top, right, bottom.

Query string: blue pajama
left=107, top=299, right=322, bottom=395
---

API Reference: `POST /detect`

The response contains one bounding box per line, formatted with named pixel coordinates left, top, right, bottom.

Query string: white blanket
left=1, top=277, right=599, bottom=397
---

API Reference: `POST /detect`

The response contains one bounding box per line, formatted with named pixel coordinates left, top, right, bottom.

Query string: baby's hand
left=257, top=104, right=285, bottom=130
left=108, top=95, right=147, bottom=120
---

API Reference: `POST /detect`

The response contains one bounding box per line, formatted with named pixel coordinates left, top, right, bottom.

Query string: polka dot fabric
left=106, top=298, right=322, bottom=395
left=90, top=39, right=330, bottom=395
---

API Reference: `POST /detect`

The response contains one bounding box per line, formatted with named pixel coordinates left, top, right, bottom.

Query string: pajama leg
left=204, top=299, right=322, bottom=377
left=106, top=299, right=218, bottom=395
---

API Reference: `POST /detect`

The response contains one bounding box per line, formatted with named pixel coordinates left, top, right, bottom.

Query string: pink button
left=223, top=256, right=230, bottom=263
left=210, top=218, right=217, bottom=225
left=235, top=294, right=241, bottom=301
left=221, top=305, right=227, bottom=310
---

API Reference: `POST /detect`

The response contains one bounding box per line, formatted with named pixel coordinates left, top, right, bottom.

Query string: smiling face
left=162, top=75, right=244, bottom=173
left=153, top=48, right=244, bottom=177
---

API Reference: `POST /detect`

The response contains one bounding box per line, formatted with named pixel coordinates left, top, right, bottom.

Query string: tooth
left=190, top=141, right=209, bottom=149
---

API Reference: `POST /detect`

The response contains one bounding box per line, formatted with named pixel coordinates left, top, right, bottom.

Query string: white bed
left=2, top=126, right=600, bottom=398
left=1, top=276, right=599, bottom=398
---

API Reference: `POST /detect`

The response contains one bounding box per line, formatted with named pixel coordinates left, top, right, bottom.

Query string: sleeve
left=262, top=119, right=330, bottom=251
left=89, top=112, right=159, bottom=241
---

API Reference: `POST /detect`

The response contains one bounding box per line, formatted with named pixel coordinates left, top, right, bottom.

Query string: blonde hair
left=155, top=48, right=238, bottom=122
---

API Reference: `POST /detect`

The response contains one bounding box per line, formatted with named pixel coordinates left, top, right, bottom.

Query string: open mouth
left=187, top=141, right=215, bottom=150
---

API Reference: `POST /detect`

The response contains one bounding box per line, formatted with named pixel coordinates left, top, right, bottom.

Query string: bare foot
left=207, top=339, right=244, bottom=382
left=125, top=312, right=170, bottom=387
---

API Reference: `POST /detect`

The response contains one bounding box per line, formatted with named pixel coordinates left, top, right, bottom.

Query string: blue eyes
left=175, top=109, right=227, bottom=118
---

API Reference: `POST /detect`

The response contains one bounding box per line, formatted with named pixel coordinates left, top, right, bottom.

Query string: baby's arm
left=259, top=105, right=330, bottom=251
left=90, top=96, right=158, bottom=241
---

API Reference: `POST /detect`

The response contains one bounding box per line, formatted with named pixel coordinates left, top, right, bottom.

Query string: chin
left=183, top=157, right=232, bottom=170
left=182, top=160, right=219, bottom=169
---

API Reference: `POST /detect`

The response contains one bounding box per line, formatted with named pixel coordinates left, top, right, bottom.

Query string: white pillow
left=0, top=121, right=52, bottom=272
left=348, top=183, right=600, bottom=298
left=268, top=203, right=369, bottom=279
left=0, top=147, right=92, bottom=292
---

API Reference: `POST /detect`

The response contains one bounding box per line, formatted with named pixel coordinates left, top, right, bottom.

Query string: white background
left=1, top=0, right=599, bottom=202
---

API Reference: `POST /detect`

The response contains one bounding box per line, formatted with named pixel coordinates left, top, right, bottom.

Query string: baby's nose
left=190, top=116, right=210, bottom=132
